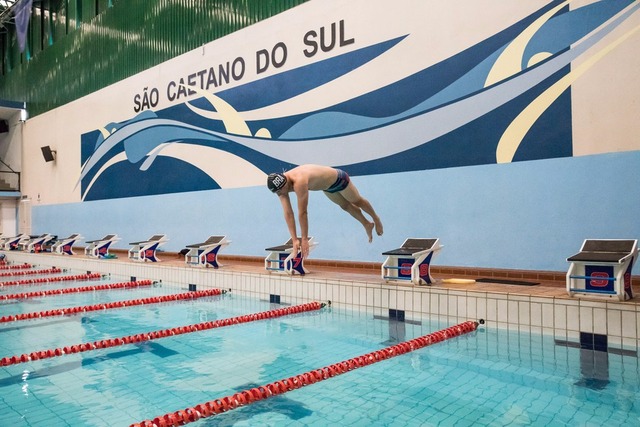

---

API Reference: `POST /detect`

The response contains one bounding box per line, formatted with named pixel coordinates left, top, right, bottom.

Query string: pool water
left=0, top=271, right=638, bottom=426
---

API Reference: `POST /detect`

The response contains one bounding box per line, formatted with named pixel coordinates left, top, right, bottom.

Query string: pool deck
left=4, top=248, right=639, bottom=305
left=131, top=250, right=640, bottom=304
left=5, top=249, right=640, bottom=347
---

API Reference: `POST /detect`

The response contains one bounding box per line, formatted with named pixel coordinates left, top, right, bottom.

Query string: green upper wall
left=0, top=0, right=307, bottom=118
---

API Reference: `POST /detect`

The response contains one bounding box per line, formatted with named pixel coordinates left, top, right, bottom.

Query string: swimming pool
left=1, top=265, right=638, bottom=426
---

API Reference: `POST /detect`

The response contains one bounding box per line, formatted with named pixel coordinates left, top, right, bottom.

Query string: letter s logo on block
left=400, top=263, right=412, bottom=275
left=419, top=264, right=430, bottom=276
left=590, top=271, right=609, bottom=287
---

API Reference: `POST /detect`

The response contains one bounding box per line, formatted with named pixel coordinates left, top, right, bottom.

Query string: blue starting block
left=128, top=234, right=168, bottom=262
left=265, top=237, right=317, bottom=275
left=382, top=238, right=442, bottom=285
left=52, top=233, right=84, bottom=255
left=85, top=234, right=121, bottom=258
left=184, top=235, right=231, bottom=268
left=567, top=239, right=638, bottom=301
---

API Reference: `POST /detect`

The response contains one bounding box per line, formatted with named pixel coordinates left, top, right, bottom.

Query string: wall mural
left=79, top=0, right=638, bottom=201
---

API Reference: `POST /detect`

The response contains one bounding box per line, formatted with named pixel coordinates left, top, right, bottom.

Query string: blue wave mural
left=80, top=0, right=638, bottom=201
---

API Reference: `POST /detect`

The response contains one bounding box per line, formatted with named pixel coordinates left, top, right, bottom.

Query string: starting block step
left=382, top=238, right=442, bottom=285
left=184, top=235, right=231, bottom=268
left=566, top=239, right=637, bottom=301
left=265, top=237, right=317, bottom=275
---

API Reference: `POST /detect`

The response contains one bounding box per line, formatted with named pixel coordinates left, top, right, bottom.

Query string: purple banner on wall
left=14, top=0, right=33, bottom=52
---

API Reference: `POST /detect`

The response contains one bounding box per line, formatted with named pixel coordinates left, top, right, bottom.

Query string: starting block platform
left=20, top=234, right=55, bottom=253
left=567, top=239, right=638, bottom=301
left=382, top=238, right=442, bottom=285
left=128, top=234, right=168, bottom=262
left=265, top=237, right=317, bottom=275
left=85, top=234, right=121, bottom=258
left=52, top=233, right=84, bottom=255
left=184, top=235, right=231, bottom=268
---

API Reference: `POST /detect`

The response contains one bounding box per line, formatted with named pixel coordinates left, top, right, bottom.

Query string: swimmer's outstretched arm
left=279, top=194, right=301, bottom=256
left=296, top=187, right=311, bottom=258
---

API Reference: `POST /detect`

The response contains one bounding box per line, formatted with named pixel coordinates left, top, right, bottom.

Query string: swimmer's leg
left=335, top=184, right=384, bottom=236
left=324, top=191, right=375, bottom=242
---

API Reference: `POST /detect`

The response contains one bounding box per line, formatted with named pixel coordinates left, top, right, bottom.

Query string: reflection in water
left=388, top=318, right=406, bottom=343
left=576, top=332, right=609, bottom=390
left=577, top=348, right=609, bottom=390
left=21, top=370, right=29, bottom=397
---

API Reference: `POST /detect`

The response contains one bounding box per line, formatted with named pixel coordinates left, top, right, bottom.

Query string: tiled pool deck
left=3, top=250, right=639, bottom=352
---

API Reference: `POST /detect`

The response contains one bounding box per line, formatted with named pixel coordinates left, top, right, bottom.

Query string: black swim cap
left=267, top=173, right=287, bottom=193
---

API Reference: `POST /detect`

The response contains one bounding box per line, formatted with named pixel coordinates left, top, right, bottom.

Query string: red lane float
left=0, top=277, right=148, bottom=301
left=0, top=272, right=102, bottom=288
left=0, top=267, right=62, bottom=278
left=0, top=288, right=225, bottom=323
left=0, top=301, right=325, bottom=367
left=130, top=319, right=483, bottom=427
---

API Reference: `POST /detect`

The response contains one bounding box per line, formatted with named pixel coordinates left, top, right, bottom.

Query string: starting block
left=21, top=234, right=55, bottom=253
left=85, top=234, right=121, bottom=258
left=52, top=233, right=84, bottom=255
left=382, top=238, right=442, bottom=285
left=567, top=239, right=638, bottom=301
left=265, top=237, right=317, bottom=275
left=3, top=234, right=29, bottom=251
left=184, top=235, right=231, bottom=268
left=128, top=234, right=168, bottom=262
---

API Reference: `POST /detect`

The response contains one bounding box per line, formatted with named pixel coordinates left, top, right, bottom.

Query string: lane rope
left=0, top=277, right=149, bottom=301
left=130, top=319, right=484, bottom=427
left=0, top=267, right=62, bottom=278
left=0, top=301, right=325, bottom=367
left=0, top=272, right=103, bottom=288
left=0, top=288, right=226, bottom=323
left=0, top=263, right=32, bottom=270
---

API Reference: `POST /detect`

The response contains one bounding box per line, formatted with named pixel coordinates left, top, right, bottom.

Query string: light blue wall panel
left=33, top=151, right=640, bottom=272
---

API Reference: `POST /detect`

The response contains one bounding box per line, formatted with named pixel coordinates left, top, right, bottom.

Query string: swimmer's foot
left=365, top=222, right=374, bottom=243
left=374, top=218, right=384, bottom=236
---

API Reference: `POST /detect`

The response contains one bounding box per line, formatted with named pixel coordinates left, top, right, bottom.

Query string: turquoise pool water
left=0, top=270, right=638, bottom=426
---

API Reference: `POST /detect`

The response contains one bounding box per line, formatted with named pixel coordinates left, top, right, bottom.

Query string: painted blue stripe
left=0, top=99, right=25, bottom=109
left=0, top=191, right=21, bottom=198
left=569, top=288, right=617, bottom=295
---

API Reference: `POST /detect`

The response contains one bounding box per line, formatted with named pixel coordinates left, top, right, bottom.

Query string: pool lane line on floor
left=131, top=319, right=484, bottom=427
left=0, top=267, right=61, bottom=278
left=0, top=277, right=149, bottom=300
left=0, top=288, right=226, bottom=323
left=0, top=301, right=326, bottom=367
left=0, top=272, right=103, bottom=289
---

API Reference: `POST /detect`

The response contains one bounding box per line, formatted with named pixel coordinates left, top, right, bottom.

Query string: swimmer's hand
left=292, top=239, right=301, bottom=259
left=301, top=238, right=310, bottom=259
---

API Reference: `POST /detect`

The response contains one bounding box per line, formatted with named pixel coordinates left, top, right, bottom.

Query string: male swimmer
left=267, top=164, right=383, bottom=258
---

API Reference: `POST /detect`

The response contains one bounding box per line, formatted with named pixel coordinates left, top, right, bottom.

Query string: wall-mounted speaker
left=0, top=120, right=9, bottom=133
left=41, top=146, right=56, bottom=162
